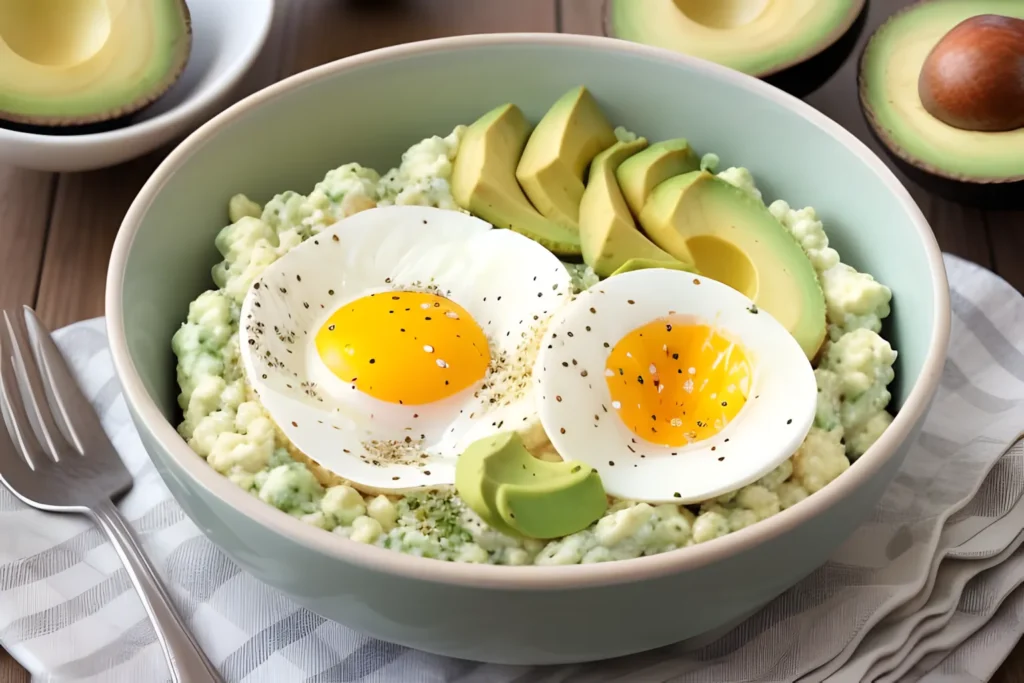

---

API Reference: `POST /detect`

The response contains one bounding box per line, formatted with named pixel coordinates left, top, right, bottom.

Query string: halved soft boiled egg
left=239, top=205, right=573, bottom=492
left=534, top=268, right=817, bottom=504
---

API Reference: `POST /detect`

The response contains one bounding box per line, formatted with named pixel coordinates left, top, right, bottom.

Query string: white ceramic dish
left=0, top=0, right=274, bottom=172
left=106, top=34, right=949, bottom=665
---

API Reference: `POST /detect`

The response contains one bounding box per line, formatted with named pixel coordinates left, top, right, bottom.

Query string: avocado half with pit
left=859, top=0, right=1024, bottom=185
left=609, top=0, right=865, bottom=77
left=0, top=0, right=192, bottom=127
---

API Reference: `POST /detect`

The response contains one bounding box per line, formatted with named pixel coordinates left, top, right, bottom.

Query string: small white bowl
left=0, top=0, right=274, bottom=172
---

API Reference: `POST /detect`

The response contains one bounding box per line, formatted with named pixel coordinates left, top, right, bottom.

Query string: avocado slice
left=515, top=86, right=618, bottom=231
left=639, top=170, right=826, bottom=359
left=616, top=138, right=700, bottom=218
left=452, top=103, right=582, bottom=256
left=609, top=0, right=864, bottom=77
left=455, top=432, right=517, bottom=536
left=860, top=0, right=1024, bottom=184
left=455, top=431, right=607, bottom=540
left=579, top=138, right=693, bottom=278
left=0, top=0, right=192, bottom=127
left=609, top=258, right=696, bottom=277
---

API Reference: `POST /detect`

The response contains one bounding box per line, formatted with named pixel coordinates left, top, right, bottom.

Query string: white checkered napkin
left=2, top=253, right=1024, bottom=683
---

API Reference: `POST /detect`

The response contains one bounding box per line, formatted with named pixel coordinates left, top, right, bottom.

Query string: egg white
left=534, top=268, right=817, bottom=503
left=239, top=205, right=573, bottom=491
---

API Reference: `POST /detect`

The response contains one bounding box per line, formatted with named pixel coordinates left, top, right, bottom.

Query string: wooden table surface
left=1, top=1, right=1022, bottom=680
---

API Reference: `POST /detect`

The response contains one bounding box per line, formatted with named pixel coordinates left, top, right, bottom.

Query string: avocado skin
left=0, top=0, right=193, bottom=127
left=639, top=170, right=826, bottom=359
left=451, top=103, right=583, bottom=256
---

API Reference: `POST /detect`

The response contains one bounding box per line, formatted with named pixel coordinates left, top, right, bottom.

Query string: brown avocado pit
left=858, top=0, right=1024, bottom=198
left=918, top=14, right=1024, bottom=132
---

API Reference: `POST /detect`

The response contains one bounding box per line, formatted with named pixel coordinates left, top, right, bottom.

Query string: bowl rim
left=106, top=32, right=951, bottom=591
left=0, top=0, right=275, bottom=149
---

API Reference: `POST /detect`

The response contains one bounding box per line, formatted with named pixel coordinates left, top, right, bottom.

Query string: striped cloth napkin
left=2, top=252, right=1024, bottom=683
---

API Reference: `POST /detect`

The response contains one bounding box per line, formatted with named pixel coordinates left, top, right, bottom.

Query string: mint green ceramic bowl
left=106, top=33, right=949, bottom=665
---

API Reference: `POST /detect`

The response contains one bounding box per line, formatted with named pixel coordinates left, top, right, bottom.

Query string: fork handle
left=89, top=499, right=224, bottom=683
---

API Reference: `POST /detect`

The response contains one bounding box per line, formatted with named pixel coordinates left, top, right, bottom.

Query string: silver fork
left=0, top=306, right=223, bottom=683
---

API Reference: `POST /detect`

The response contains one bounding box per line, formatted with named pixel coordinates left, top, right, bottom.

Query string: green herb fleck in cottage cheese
left=171, top=130, right=897, bottom=565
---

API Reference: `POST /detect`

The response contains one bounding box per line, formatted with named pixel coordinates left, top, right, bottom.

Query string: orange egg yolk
left=604, top=318, right=751, bottom=447
left=315, top=291, right=491, bottom=405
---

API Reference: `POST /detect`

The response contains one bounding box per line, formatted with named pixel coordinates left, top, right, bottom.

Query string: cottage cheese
left=171, top=130, right=897, bottom=565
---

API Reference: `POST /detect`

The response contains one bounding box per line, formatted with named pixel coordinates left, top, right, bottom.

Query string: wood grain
left=987, top=210, right=1024, bottom=292
left=0, top=167, right=54, bottom=312
left=921, top=195, right=992, bottom=267
left=286, top=0, right=557, bottom=75
left=1001, top=645, right=1024, bottom=683
left=559, top=0, right=605, bottom=35
left=34, top=153, right=165, bottom=329
left=0, top=652, right=28, bottom=683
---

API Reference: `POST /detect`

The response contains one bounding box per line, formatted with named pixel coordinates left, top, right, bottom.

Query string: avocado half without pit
left=608, top=0, right=866, bottom=77
left=0, top=0, right=192, bottom=127
left=859, top=0, right=1024, bottom=186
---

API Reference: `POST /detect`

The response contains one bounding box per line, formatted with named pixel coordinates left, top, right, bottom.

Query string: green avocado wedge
left=516, top=86, right=618, bottom=230
left=455, top=431, right=608, bottom=540
left=609, top=257, right=698, bottom=277
left=579, top=139, right=694, bottom=278
left=451, top=103, right=583, bottom=256
left=616, top=138, right=700, bottom=218
left=639, top=170, right=827, bottom=359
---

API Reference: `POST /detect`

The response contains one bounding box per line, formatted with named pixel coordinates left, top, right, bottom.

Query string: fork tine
left=23, top=307, right=93, bottom=454
left=0, top=407, right=37, bottom=497
left=0, top=345, right=43, bottom=475
left=2, top=309, right=73, bottom=462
